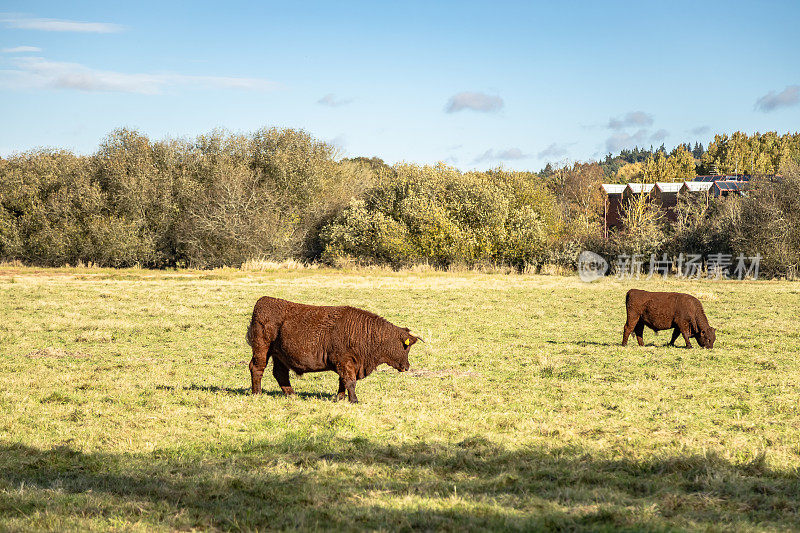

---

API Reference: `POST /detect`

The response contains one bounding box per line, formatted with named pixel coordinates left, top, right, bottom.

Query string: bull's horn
left=414, top=335, right=425, bottom=343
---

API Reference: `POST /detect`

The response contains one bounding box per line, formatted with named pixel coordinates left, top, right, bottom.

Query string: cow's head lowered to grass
left=698, top=325, right=716, bottom=349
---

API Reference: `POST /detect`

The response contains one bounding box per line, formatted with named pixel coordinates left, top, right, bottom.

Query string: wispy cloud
left=328, top=134, right=347, bottom=151
left=1, top=45, right=41, bottom=53
left=689, top=125, right=710, bottom=135
left=1, top=14, right=123, bottom=33
left=537, top=143, right=569, bottom=160
left=604, top=128, right=669, bottom=153
left=0, top=57, right=277, bottom=94
left=473, top=147, right=527, bottom=163
left=445, top=91, right=503, bottom=113
left=650, top=129, right=668, bottom=142
left=607, top=111, right=653, bottom=130
left=317, top=93, right=353, bottom=107
left=754, top=85, right=799, bottom=112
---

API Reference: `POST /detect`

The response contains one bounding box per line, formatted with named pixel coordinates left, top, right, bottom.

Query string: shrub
left=732, top=161, right=800, bottom=277
left=319, top=163, right=563, bottom=269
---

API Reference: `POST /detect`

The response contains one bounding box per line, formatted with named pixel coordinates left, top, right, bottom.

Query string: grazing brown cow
left=246, top=296, right=421, bottom=403
left=622, top=289, right=716, bottom=349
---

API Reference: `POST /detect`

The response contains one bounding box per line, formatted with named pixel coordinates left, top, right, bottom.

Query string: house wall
left=652, top=190, right=679, bottom=222
left=605, top=194, right=623, bottom=230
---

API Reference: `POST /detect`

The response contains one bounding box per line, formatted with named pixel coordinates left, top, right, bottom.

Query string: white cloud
left=317, top=93, right=353, bottom=107
left=0, top=57, right=277, bottom=94
left=445, top=91, right=503, bottom=113
left=1, top=14, right=123, bottom=33
left=689, top=125, right=710, bottom=135
left=607, top=111, right=653, bottom=130
left=1, top=45, right=41, bottom=53
left=473, top=147, right=528, bottom=163
left=754, top=85, right=800, bottom=112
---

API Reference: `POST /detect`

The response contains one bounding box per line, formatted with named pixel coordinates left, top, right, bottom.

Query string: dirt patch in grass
left=405, top=368, right=482, bottom=378
left=221, top=360, right=250, bottom=367
left=24, top=347, right=92, bottom=359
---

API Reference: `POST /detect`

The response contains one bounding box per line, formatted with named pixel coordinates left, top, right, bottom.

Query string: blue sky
left=1, top=0, right=799, bottom=171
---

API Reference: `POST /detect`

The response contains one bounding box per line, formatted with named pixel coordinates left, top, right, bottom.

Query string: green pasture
left=0, top=266, right=798, bottom=531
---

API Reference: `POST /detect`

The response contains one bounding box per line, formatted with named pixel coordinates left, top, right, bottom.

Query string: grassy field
left=1, top=265, right=799, bottom=532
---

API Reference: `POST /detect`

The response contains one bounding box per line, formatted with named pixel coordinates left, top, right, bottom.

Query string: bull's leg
left=250, top=356, right=268, bottom=395
left=669, top=328, right=681, bottom=346
left=676, top=321, right=693, bottom=348
left=249, top=319, right=278, bottom=395
left=634, top=320, right=645, bottom=346
left=272, top=359, right=295, bottom=396
left=345, top=379, right=358, bottom=404
left=335, top=362, right=358, bottom=404
left=622, top=316, right=638, bottom=346
left=249, top=326, right=275, bottom=395
left=334, top=377, right=347, bottom=402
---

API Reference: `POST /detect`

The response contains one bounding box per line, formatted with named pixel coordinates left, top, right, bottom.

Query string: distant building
left=623, top=183, right=654, bottom=203
left=679, top=181, right=713, bottom=207
left=601, top=184, right=626, bottom=236
left=694, top=174, right=755, bottom=182
left=712, top=180, right=748, bottom=197
left=651, top=182, right=682, bottom=222
left=680, top=181, right=714, bottom=194
left=599, top=174, right=775, bottom=236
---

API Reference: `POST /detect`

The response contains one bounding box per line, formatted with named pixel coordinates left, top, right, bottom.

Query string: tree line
left=0, top=127, right=799, bottom=276
left=598, top=132, right=800, bottom=183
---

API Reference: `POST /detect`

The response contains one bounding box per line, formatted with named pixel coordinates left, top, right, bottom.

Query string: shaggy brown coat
left=623, top=289, right=716, bottom=349
left=246, top=296, right=420, bottom=402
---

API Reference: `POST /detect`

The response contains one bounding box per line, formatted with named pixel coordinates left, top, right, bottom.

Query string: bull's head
left=388, top=327, right=422, bottom=372
left=698, top=326, right=716, bottom=349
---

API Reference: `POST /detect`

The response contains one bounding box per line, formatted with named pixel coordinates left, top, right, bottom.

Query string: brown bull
left=246, top=296, right=421, bottom=403
left=623, top=289, right=716, bottom=349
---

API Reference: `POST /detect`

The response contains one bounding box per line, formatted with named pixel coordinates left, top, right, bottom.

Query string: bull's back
left=674, top=293, right=708, bottom=328
left=626, top=289, right=681, bottom=330
left=627, top=290, right=706, bottom=330
left=252, top=297, right=344, bottom=372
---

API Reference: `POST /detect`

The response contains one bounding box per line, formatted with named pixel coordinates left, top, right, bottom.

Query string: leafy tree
left=319, top=163, right=563, bottom=269
left=614, top=162, right=644, bottom=183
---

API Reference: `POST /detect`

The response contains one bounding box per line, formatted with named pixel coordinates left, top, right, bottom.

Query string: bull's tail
left=246, top=312, right=256, bottom=347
